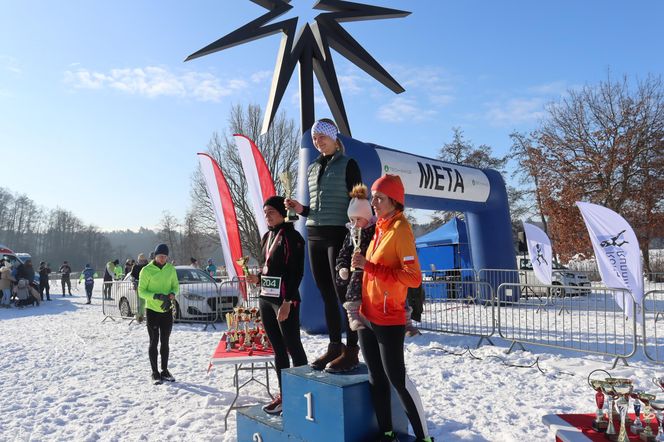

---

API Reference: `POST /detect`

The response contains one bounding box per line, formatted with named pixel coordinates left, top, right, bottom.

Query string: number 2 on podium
left=304, top=392, right=315, bottom=421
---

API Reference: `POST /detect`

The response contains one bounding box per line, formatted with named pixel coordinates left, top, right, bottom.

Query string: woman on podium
left=247, top=196, right=308, bottom=415
left=351, top=174, right=433, bottom=442
left=285, top=118, right=363, bottom=373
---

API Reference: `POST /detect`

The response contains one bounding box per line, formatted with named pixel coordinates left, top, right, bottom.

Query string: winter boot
left=310, top=342, right=344, bottom=370
left=405, top=305, right=421, bottom=337
left=343, top=301, right=367, bottom=331
left=325, top=344, right=360, bottom=373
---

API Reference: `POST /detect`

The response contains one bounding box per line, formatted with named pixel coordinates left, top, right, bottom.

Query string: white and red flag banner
left=233, top=134, right=276, bottom=237
left=523, top=222, right=552, bottom=285
left=577, top=201, right=643, bottom=321
left=197, top=153, right=243, bottom=280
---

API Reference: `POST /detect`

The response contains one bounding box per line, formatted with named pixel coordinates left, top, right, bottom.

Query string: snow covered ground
left=1, top=280, right=663, bottom=442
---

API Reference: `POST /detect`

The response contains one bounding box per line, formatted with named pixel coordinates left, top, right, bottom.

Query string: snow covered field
left=1, top=280, right=663, bottom=442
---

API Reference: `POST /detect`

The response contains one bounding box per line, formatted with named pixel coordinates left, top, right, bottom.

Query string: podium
left=237, top=364, right=409, bottom=441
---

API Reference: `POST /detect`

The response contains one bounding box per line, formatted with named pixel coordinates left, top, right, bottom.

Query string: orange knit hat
left=371, top=174, right=404, bottom=205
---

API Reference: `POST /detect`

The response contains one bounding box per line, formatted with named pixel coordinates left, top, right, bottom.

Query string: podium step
left=237, top=405, right=296, bottom=441
left=237, top=363, right=409, bottom=442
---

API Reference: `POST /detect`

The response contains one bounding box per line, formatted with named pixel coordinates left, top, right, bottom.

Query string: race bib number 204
left=261, top=276, right=282, bottom=297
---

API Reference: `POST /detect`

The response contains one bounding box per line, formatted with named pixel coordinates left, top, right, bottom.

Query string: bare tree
left=191, top=104, right=299, bottom=261
left=429, top=128, right=511, bottom=227
left=509, top=132, right=551, bottom=233
left=158, top=211, right=181, bottom=263
left=521, top=73, right=664, bottom=268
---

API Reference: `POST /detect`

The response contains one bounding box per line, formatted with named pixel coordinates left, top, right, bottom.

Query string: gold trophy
left=350, top=223, right=362, bottom=272
left=279, top=171, right=299, bottom=222
left=236, top=256, right=259, bottom=299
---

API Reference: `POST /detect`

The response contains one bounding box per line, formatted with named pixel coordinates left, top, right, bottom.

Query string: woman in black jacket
left=247, top=196, right=308, bottom=415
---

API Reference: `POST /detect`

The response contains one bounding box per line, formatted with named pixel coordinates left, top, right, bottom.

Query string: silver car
left=116, top=266, right=240, bottom=321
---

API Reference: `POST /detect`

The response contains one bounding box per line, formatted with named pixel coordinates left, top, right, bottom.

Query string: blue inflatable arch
left=295, top=132, right=517, bottom=334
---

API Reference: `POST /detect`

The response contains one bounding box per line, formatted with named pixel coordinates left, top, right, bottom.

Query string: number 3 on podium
left=304, top=392, right=315, bottom=422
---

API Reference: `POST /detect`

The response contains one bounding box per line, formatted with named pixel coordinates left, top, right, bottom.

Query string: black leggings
left=358, top=324, right=429, bottom=439
left=146, top=309, right=173, bottom=373
left=308, top=232, right=358, bottom=347
left=259, top=298, right=308, bottom=391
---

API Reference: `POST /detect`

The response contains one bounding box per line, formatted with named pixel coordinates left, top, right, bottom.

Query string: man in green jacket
left=138, top=243, right=179, bottom=385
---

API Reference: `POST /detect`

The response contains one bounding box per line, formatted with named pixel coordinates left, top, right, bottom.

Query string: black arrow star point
left=185, top=0, right=410, bottom=136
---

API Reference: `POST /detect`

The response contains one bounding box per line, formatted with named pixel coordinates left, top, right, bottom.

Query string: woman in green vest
left=285, top=118, right=363, bottom=373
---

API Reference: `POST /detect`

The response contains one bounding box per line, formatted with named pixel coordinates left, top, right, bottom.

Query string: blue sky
left=1, top=1, right=662, bottom=231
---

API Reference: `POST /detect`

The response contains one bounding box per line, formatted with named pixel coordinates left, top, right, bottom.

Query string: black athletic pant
left=146, top=309, right=173, bottom=373
left=259, top=298, right=307, bottom=391
left=307, top=229, right=358, bottom=347
left=85, top=281, right=94, bottom=301
left=358, top=323, right=429, bottom=439
left=103, top=280, right=112, bottom=299
left=61, top=276, right=71, bottom=295
left=39, top=280, right=50, bottom=300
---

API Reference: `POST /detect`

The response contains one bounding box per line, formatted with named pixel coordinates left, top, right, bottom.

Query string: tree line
left=0, top=188, right=117, bottom=270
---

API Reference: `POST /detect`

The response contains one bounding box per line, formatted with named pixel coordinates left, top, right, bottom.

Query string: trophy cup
left=279, top=171, right=299, bottom=222
left=632, top=390, right=645, bottom=434
left=639, top=393, right=657, bottom=441
left=651, top=400, right=664, bottom=442
left=590, top=379, right=608, bottom=431
left=349, top=222, right=362, bottom=272
left=602, top=379, right=619, bottom=436
left=654, top=377, right=664, bottom=392
left=612, top=378, right=634, bottom=442
left=236, top=256, right=260, bottom=298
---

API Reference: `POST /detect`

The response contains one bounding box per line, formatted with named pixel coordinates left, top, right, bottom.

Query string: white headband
left=311, top=121, right=338, bottom=141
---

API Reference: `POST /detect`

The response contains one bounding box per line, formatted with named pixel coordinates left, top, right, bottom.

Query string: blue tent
left=416, top=217, right=472, bottom=275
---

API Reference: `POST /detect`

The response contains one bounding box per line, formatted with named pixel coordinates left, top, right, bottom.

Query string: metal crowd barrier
left=101, top=280, right=139, bottom=322
left=101, top=279, right=243, bottom=330
left=642, top=290, right=664, bottom=365
left=496, top=283, right=637, bottom=368
left=421, top=280, right=495, bottom=347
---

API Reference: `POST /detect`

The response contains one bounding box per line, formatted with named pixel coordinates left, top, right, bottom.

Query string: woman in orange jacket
left=351, top=174, right=433, bottom=442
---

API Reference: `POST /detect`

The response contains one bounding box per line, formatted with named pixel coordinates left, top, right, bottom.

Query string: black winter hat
left=263, top=195, right=287, bottom=218
left=154, top=243, right=169, bottom=256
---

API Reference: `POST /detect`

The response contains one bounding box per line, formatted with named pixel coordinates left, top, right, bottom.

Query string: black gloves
left=153, top=293, right=172, bottom=311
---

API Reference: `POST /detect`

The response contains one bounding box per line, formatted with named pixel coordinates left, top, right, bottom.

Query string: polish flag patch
left=403, top=256, right=415, bottom=264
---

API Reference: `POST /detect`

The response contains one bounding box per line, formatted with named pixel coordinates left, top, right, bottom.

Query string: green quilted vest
left=307, top=152, right=351, bottom=227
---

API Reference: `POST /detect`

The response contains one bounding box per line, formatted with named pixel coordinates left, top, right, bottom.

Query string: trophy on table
left=631, top=390, right=645, bottom=434
left=587, top=369, right=612, bottom=432
left=349, top=222, right=362, bottom=272
left=590, top=379, right=608, bottom=431
left=612, top=378, right=634, bottom=442
left=601, top=379, right=619, bottom=436
left=279, top=171, right=299, bottom=222
left=654, top=377, right=664, bottom=393
left=638, top=392, right=656, bottom=440
left=651, top=400, right=664, bottom=442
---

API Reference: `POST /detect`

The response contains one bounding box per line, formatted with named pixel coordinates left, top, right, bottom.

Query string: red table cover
left=554, top=413, right=659, bottom=442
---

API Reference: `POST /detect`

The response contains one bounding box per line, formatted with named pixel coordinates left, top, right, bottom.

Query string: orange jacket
left=360, top=211, right=422, bottom=326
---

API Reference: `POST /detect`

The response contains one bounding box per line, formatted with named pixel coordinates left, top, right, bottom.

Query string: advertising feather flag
left=523, top=222, right=553, bottom=285
left=197, top=153, right=243, bottom=281
left=233, top=134, right=276, bottom=237
left=577, top=201, right=643, bottom=322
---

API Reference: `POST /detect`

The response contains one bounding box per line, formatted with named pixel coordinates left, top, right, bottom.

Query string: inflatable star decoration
left=185, top=0, right=410, bottom=136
